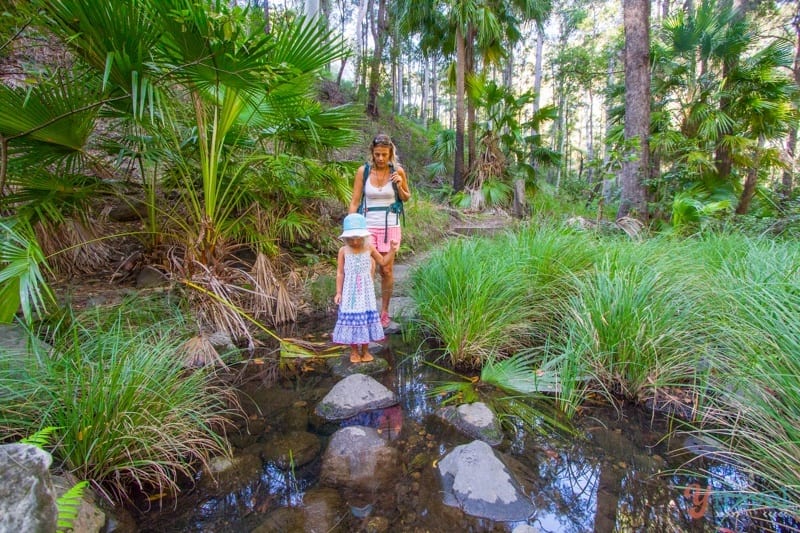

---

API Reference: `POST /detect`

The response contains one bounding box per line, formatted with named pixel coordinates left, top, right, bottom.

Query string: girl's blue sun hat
left=340, top=213, right=371, bottom=239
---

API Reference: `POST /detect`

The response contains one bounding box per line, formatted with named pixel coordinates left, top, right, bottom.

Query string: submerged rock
left=251, top=487, right=346, bottom=533
left=320, top=426, right=400, bottom=493
left=437, top=440, right=534, bottom=522
left=436, top=402, right=503, bottom=446
left=251, top=430, right=321, bottom=469
left=198, top=452, right=262, bottom=493
left=315, top=373, right=397, bottom=420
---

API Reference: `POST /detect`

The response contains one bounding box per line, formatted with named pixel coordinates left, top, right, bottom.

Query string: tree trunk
left=533, top=24, right=544, bottom=114
left=617, top=0, right=650, bottom=221
left=736, top=135, right=764, bottom=215
left=366, top=0, right=386, bottom=117
left=421, top=55, right=429, bottom=123
left=466, top=27, right=477, bottom=176
left=263, top=0, right=270, bottom=34
left=782, top=10, right=800, bottom=202
left=432, top=54, right=439, bottom=124
left=305, top=0, right=320, bottom=21
left=355, top=0, right=369, bottom=93
left=454, top=27, right=466, bottom=192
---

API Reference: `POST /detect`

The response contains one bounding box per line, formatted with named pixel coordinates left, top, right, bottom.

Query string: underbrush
left=409, top=224, right=800, bottom=524
left=0, top=297, right=239, bottom=504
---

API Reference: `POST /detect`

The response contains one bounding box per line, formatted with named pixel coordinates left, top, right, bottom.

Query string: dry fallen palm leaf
left=180, top=334, right=228, bottom=369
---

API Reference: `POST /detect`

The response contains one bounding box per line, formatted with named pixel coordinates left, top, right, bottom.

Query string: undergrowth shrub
left=0, top=300, right=238, bottom=504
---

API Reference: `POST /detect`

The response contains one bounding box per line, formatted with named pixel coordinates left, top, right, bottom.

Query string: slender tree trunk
left=618, top=0, right=650, bottom=221
left=454, top=27, right=466, bottom=192
left=503, top=45, right=513, bottom=90
left=432, top=54, right=439, bottom=123
left=355, top=0, right=369, bottom=93
left=263, top=0, right=271, bottom=34
left=600, top=53, right=617, bottom=203
left=586, top=88, right=595, bottom=186
left=305, top=0, right=320, bottom=20
left=533, top=24, right=544, bottom=114
left=366, top=0, right=387, bottom=117
left=782, top=10, right=800, bottom=202
left=421, top=55, right=429, bottom=123
left=466, top=27, right=477, bottom=176
left=736, top=135, right=764, bottom=215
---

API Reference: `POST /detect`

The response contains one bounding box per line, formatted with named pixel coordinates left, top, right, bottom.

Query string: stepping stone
left=315, top=374, right=398, bottom=420
left=438, top=440, right=534, bottom=522
left=436, top=402, right=503, bottom=446
left=326, top=353, right=390, bottom=378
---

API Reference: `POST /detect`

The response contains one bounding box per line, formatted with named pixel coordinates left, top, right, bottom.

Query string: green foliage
left=0, top=217, right=55, bottom=324
left=648, top=1, right=797, bottom=217
left=19, top=426, right=60, bottom=448
left=397, top=195, right=451, bottom=255
left=670, top=188, right=734, bottom=234
left=0, top=302, right=236, bottom=503
left=56, top=480, right=89, bottom=533
left=412, top=223, right=800, bottom=524
left=306, top=273, right=336, bottom=311
left=676, top=236, right=800, bottom=524
left=410, top=236, right=538, bottom=368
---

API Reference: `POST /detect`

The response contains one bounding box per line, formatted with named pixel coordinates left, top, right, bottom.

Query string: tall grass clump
left=558, top=255, right=707, bottom=405
left=508, top=223, right=600, bottom=314
left=409, top=237, right=536, bottom=368
left=679, top=236, right=800, bottom=526
left=0, top=306, right=238, bottom=504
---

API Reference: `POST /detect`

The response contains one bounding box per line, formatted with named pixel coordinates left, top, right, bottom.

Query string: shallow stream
left=133, top=321, right=769, bottom=533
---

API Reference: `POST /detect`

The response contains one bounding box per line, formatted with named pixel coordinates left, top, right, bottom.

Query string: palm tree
left=651, top=1, right=796, bottom=218
left=0, top=1, right=360, bottom=332
left=398, top=0, right=550, bottom=194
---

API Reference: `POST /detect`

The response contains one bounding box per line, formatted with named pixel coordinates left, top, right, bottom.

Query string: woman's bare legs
left=379, top=252, right=394, bottom=326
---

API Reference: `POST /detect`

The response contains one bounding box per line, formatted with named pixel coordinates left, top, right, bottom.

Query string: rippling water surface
left=135, top=323, right=779, bottom=533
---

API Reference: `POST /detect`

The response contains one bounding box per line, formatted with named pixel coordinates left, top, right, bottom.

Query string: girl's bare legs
left=360, top=344, right=373, bottom=362
left=349, top=345, right=361, bottom=363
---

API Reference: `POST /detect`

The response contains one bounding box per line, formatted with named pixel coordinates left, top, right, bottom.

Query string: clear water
left=133, top=324, right=789, bottom=533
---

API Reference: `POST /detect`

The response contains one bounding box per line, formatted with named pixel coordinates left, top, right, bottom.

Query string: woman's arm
left=348, top=165, right=366, bottom=213
left=393, top=166, right=410, bottom=201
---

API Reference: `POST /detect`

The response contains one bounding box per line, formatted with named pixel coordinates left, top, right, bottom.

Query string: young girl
left=332, top=213, right=399, bottom=363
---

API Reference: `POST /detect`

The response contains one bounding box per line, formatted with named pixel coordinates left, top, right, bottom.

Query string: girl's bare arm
left=334, top=247, right=345, bottom=304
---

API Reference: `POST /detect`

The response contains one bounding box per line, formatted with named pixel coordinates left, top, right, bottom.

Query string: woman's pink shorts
left=369, top=226, right=402, bottom=254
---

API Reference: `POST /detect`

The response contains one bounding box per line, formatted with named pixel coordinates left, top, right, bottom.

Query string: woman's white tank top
left=364, top=178, right=400, bottom=227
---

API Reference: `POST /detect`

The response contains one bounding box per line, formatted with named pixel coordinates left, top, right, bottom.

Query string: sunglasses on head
left=372, top=136, right=392, bottom=146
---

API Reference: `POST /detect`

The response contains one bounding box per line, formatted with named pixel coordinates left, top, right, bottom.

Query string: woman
left=348, top=134, right=411, bottom=328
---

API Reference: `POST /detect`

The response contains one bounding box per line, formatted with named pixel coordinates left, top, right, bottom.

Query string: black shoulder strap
left=359, top=163, right=370, bottom=214
left=389, top=163, right=399, bottom=201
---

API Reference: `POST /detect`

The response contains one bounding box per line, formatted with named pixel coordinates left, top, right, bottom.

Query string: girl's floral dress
left=332, top=249, right=384, bottom=344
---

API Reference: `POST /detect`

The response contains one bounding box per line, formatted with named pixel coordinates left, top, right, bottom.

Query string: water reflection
left=137, top=328, right=781, bottom=533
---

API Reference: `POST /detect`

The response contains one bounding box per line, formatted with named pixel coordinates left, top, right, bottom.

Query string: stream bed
left=133, top=321, right=772, bottom=533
